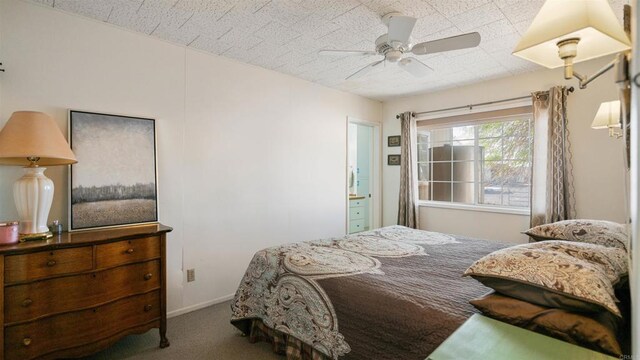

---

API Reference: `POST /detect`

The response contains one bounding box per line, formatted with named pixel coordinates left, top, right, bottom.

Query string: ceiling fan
left=319, top=13, right=481, bottom=80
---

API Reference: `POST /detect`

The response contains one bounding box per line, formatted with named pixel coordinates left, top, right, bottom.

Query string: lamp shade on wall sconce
left=513, top=0, right=630, bottom=69
left=591, top=100, right=622, bottom=138
left=0, top=111, right=77, bottom=238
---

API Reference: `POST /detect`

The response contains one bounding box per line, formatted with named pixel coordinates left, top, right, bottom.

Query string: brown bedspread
left=231, top=226, right=508, bottom=360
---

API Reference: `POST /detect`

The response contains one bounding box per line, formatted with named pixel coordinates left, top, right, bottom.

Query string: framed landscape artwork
left=69, top=110, right=158, bottom=231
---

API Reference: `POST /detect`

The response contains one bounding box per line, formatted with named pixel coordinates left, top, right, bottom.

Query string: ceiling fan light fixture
left=386, top=50, right=403, bottom=62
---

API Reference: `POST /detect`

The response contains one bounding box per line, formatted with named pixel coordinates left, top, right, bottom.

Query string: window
left=417, top=113, right=533, bottom=210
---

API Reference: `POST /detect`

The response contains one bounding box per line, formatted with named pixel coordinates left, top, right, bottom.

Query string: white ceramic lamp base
left=13, top=167, right=54, bottom=236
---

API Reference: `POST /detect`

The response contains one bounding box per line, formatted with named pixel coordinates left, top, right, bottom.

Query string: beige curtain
left=530, top=86, right=576, bottom=228
left=398, top=111, right=418, bottom=228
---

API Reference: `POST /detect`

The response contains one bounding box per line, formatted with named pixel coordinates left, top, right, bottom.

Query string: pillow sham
left=526, top=241, right=628, bottom=287
left=463, top=241, right=623, bottom=316
left=470, top=292, right=624, bottom=357
left=525, top=220, right=628, bottom=250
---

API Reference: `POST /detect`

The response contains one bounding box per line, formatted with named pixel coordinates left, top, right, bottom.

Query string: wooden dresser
left=0, top=224, right=172, bottom=360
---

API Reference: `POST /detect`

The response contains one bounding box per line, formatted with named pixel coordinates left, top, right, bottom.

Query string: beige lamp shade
left=513, top=0, right=631, bottom=68
left=0, top=111, right=77, bottom=166
left=591, top=100, right=621, bottom=129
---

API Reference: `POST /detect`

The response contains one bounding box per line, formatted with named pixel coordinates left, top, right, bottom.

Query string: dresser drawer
left=5, top=291, right=160, bottom=360
left=5, top=247, right=93, bottom=284
left=349, top=219, right=365, bottom=233
left=349, top=199, right=365, bottom=208
left=349, top=207, right=365, bottom=220
left=5, top=260, right=160, bottom=324
left=96, top=236, right=160, bottom=269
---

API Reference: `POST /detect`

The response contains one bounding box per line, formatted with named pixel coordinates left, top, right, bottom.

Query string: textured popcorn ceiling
left=29, top=0, right=627, bottom=101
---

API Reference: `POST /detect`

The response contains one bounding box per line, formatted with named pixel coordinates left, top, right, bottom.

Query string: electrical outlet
left=187, top=269, right=195, bottom=282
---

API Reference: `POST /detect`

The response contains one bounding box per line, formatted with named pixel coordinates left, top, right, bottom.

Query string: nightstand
left=427, top=314, right=618, bottom=360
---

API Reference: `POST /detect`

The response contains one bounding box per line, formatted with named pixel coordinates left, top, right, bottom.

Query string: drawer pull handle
left=126, top=248, right=135, bottom=254
left=22, top=299, right=33, bottom=307
left=144, top=273, right=153, bottom=281
left=144, top=304, right=153, bottom=312
left=46, top=260, right=56, bottom=267
left=23, top=338, right=32, bottom=347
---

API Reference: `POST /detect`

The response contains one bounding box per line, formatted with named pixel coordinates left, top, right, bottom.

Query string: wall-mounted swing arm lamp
left=591, top=100, right=622, bottom=138
left=512, top=0, right=631, bottom=89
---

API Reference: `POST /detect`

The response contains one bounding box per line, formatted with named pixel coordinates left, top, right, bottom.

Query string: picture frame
left=388, top=154, right=401, bottom=166
left=68, top=110, right=158, bottom=231
left=388, top=135, right=401, bottom=147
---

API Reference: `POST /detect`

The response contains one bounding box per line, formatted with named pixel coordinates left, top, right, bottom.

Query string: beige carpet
left=81, top=300, right=281, bottom=360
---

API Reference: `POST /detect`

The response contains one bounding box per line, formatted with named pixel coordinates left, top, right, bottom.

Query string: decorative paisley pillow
left=525, top=220, right=628, bottom=251
left=464, top=241, right=623, bottom=317
left=526, top=241, right=628, bottom=287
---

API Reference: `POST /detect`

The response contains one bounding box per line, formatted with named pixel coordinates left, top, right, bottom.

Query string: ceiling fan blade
left=398, top=57, right=432, bottom=77
left=319, top=49, right=377, bottom=56
left=411, top=32, right=481, bottom=55
left=388, top=15, right=417, bottom=44
left=346, top=59, right=385, bottom=80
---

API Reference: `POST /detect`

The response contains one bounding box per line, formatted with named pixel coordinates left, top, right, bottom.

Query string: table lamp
left=0, top=111, right=77, bottom=239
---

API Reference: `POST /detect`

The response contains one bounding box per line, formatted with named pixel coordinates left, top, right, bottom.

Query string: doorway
left=347, top=118, right=381, bottom=234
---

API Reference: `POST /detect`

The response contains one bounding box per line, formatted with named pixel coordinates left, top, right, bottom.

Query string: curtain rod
left=395, top=86, right=575, bottom=119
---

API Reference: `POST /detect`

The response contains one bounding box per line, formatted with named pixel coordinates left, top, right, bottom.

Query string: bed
left=230, top=225, right=508, bottom=360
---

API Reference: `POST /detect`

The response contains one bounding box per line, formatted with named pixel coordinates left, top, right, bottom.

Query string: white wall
left=383, top=57, right=626, bottom=244
left=0, top=0, right=382, bottom=314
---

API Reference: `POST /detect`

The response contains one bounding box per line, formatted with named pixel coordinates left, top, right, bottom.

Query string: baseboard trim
left=167, top=293, right=235, bottom=318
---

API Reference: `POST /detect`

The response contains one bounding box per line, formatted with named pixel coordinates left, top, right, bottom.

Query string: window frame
left=415, top=106, right=533, bottom=215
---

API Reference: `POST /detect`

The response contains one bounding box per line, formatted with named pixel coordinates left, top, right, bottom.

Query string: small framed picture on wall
left=388, top=154, right=401, bottom=166
left=388, top=135, right=401, bottom=147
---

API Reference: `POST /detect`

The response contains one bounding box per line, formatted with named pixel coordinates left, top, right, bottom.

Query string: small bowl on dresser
left=0, top=221, right=19, bottom=244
